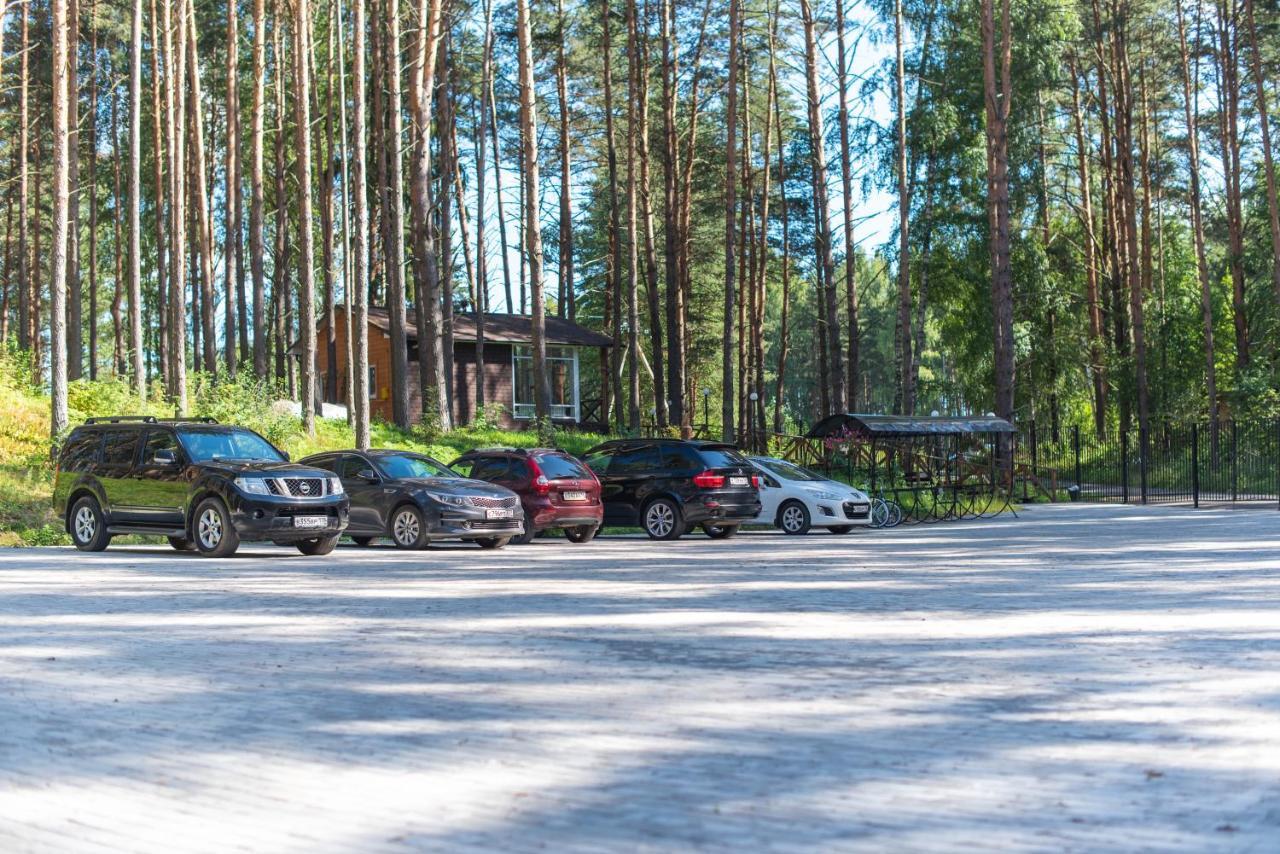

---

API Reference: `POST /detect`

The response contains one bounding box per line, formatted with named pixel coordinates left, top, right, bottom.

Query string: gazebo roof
left=806, top=413, right=1016, bottom=439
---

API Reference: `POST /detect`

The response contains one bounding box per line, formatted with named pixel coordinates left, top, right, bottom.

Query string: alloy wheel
left=73, top=506, right=96, bottom=543
left=393, top=509, right=421, bottom=546
left=781, top=505, right=806, bottom=533
left=198, top=508, right=223, bottom=550
left=645, top=502, right=675, bottom=538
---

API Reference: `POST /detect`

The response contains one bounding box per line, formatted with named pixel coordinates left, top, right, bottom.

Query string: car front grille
left=469, top=519, right=521, bottom=531
left=843, top=501, right=871, bottom=519
left=467, top=495, right=519, bottom=509
left=266, top=477, right=330, bottom=498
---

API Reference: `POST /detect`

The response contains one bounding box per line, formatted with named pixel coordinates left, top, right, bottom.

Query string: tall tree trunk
left=516, top=0, right=551, bottom=423
left=1174, top=0, right=1216, bottom=420
left=149, top=0, right=168, bottom=390
left=439, top=37, right=456, bottom=419
left=89, top=12, right=101, bottom=380
left=272, top=0, right=289, bottom=389
left=1068, top=53, right=1107, bottom=436
left=225, top=0, right=241, bottom=377
left=474, top=0, right=493, bottom=417
left=556, top=0, right=574, bottom=320
left=660, top=0, right=684, bottom=428
left=981, top=0, right=1014, bottom=422
left=250, top=0, right=268, bottom=377
left=1216, top=0, right=1249, bottom=370
left=67, top=0, right=81, bottom=382
left=129, top=0, right=145, bottom=397
left=488, top=62, right=514, bottom=314
left=891, top=0, right=913, bottom=414
left=165, top=0, right=188, bottom=408
left=636, top=1, right=666, bottom=428
left=722, top=0, right=738, bottom=440
left=383, top=0, right=410, bottom=428
left=294, top=0, right=317, bottom=431
left=800, top=0, right=845, bottom=416
left=51, top=0, right=71, bottom=435
left=407, top=0, right=448, bottom=429
left=320, top=0, right=337, bottom=405
left=836, top=0, right=862, bottom=410
left=111, top=86, right=124, bottom=378
left=351, top=0, right=371, bottom=447
left=336, top=0, right=354, bottom=422
left=625, top=0, right=641, bottom=430
left=772, top=48, right=792, bottom=434
left=601, top=0, right=621, bottom=427
left=17, top=0, right=29, bottom=357
left=186, top=2, right=218, bottom=380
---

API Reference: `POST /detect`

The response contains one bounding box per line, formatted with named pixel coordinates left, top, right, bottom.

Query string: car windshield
left=756, top=458, right=826, bottom=482
left=376, top=454, right=456, bottom=479
left=178, top=428, right=284, bottom=462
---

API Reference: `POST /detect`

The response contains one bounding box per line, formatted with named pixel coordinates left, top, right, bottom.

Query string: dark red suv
left=451, top=448, right=604, bottom=544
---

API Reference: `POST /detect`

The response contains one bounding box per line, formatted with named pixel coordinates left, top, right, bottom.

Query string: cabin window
left=512, top=345, right=578, bottom=421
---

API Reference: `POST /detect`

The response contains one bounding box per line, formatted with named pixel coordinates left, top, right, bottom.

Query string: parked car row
left=53, top=418, right=873, bottom=558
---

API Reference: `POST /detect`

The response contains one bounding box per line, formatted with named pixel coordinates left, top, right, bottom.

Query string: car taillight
left=751, top=475, right=760, bottom=489
left=692, top=470, right=725, bottom=489
left=528, top=458, right=551, bottom=495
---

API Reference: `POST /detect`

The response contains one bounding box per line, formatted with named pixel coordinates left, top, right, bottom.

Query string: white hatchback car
left=748, top=456, right=874, bottom=534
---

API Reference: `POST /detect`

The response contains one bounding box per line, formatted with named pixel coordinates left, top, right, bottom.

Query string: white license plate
left=729, top=476, right=750, bottom=487
left=485, top=508, right=513, bottom=519
left=562, top=490, right=587, bottom=502
left=293, top=515, right=327, bottom=529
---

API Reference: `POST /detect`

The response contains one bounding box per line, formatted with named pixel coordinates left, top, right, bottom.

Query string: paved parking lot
left=2, top=503, right=1279, bottom=852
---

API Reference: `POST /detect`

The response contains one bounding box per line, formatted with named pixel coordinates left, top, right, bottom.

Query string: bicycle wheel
left=886, top=501, right=904, bottom=527
left=870, top=498, right=890, bottom=529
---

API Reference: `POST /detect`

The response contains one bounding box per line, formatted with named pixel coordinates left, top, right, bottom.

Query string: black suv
left=53, top=416, right=349, bottom=557
left=582, top=439, right=762, bottom=540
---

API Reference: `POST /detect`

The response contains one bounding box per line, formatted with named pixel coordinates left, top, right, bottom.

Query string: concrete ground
left=1, top=503, right=1278, bottom=853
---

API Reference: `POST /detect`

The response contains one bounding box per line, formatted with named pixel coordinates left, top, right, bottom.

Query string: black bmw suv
left=53, top=416, right=349, bottom=557
left=582, top=438, right=762, bottom=540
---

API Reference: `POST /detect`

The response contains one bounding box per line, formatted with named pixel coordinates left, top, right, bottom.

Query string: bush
left=190, top=373, right=297, bottom=447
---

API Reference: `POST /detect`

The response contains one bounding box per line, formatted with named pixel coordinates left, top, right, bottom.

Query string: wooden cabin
left=306, top=306, right=613, bottom=431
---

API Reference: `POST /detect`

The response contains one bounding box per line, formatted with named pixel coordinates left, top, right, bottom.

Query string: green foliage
left=189, top=373, right=299, bottom=447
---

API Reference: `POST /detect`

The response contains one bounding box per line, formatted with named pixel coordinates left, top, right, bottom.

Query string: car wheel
left=642, top=498, right=683, bottom=540
left=350, top=536, right=374, bottom=547
left=389, top=505, right=428, bottom=550
left=702, top=524, right=738, bottom=540
left=511, top=515, right=536, bottom=545
left=828, top=525, right=855, bottom=534
left=474, top=537, right=510, bottom=550
left=69, top=496, right=111, bottom=552
left=168, top=536, right=197, bottom=551
left=778, top=500, right=811, bottom=535
left=297, top=535, right=340, bottom=556
left=193, top=497, right=240, bottom=557
left=565, top=524, right=598, bottom=544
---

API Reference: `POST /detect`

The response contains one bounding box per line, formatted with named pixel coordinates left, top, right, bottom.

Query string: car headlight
left=234, top=476, right=270, bottom=495
left=328, top=477, right=344, bottom=496
left=809, top=490, right=842, bottom=501
left=424, top=490, right=468, bottom=506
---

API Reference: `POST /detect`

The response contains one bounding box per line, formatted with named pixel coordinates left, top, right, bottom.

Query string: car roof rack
left=160, top=416, right=219, bottom=424
left=83, top=415, right=158, bottom=425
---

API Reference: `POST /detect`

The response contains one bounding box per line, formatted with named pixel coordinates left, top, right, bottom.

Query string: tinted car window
left=583, top=450, right=613, bottom=475
left=534, top=453, right=590, bottom=480
left=142, top=430, right=181, bottom=463
left=305, top=455, right=339, bottom=473
left=696, top=447, right=748, bottom=469
left=609, top=446, right=660, bottom=474
left=60, top=430, right=101, bottom=472
left=338, top=456, right=373, bottom=478
left=102, top=430, right=141, bottom=466
left=660, top=446, right=700, bottom=472
left=468, top=457, right=512, bottom=481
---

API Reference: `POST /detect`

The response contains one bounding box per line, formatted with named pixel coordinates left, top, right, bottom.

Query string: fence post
left=1121, top=429, right=1130, bottom=504
left=1030, top=419, right=1038, bottom=478
left=1192, top=422, right=1200, bottom=509
left=1073, top=424, right=1082, bottom=492
left=1232, top=420, right=1239, bottom=503
left=1140, top=424, right=1149, bottom=505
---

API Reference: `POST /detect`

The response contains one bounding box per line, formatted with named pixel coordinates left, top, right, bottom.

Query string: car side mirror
left=153, top=449, right=178, bottom=466
left=357, top=468, right=379, bottom=482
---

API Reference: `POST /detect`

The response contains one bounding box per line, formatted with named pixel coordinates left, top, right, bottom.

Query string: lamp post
left=748, top=391, right=759, bottom=452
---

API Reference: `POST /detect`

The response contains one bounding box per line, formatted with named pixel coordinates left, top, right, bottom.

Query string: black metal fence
left=1023, top=419, right=1280, bottom=508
